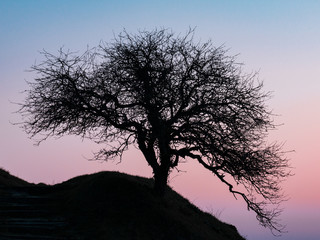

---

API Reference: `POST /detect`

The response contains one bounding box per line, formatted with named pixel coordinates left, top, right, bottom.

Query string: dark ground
left=0, top=168, right=245, bottom=240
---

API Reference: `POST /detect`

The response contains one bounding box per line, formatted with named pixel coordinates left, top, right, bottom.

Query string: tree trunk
left=154, top=167, right=169, bottom=196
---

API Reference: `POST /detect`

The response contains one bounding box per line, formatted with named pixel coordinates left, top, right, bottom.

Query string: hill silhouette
left=0, top=168, right=32, bottom=187
left=0, top=168, right=245, bottom=240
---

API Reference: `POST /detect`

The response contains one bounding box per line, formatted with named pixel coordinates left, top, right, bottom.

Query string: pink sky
left=1, top=1, right=320, bottom=239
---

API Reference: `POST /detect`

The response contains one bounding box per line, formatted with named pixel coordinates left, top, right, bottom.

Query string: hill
left=0, top=167, right=32, bottom=187
left=0, top=169, right=245, bottom=240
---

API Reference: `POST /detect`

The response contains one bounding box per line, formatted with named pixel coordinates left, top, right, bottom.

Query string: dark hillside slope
left=53, top=171, right=245, bottom=240
left=0, top=168, right=31, bottom=187
left=0, top=168, right=245, bottom=240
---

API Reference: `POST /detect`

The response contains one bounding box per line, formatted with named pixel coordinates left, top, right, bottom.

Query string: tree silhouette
left=19, top=29, right=290, bottom=232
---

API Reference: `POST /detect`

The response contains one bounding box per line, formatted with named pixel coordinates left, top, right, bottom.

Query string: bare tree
left=18, top=29, right=290, bottom=232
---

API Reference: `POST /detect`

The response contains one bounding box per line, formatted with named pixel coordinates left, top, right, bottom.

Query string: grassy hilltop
left=0, top=168, right=245, bottom=240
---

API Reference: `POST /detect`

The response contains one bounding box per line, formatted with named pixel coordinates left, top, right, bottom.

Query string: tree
left=18, top=29, right=290, bottom=233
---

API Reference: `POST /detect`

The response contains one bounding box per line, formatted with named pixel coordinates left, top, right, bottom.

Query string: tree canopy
left=19, top=29, right=290, bottom=233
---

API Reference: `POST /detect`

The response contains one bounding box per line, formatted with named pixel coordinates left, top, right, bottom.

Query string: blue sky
left=1, top=1, right=320, bottom=240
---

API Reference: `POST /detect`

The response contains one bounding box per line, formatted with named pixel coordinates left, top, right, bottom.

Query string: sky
left=1, top=0, right=319, bottom=239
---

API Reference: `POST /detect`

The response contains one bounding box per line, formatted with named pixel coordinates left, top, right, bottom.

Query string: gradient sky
left=1, top=1, right=320, bottom=239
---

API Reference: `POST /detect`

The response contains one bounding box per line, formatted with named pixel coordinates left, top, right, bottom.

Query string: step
left=0, top=217, right=67, bottom=228
left=0, top=218, right=68, bottom=235
left=0, top=194, right=52, bottom=201
left=0, top=209, right=49, bottom=218
left=0, top=232, right=74, bottom=240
